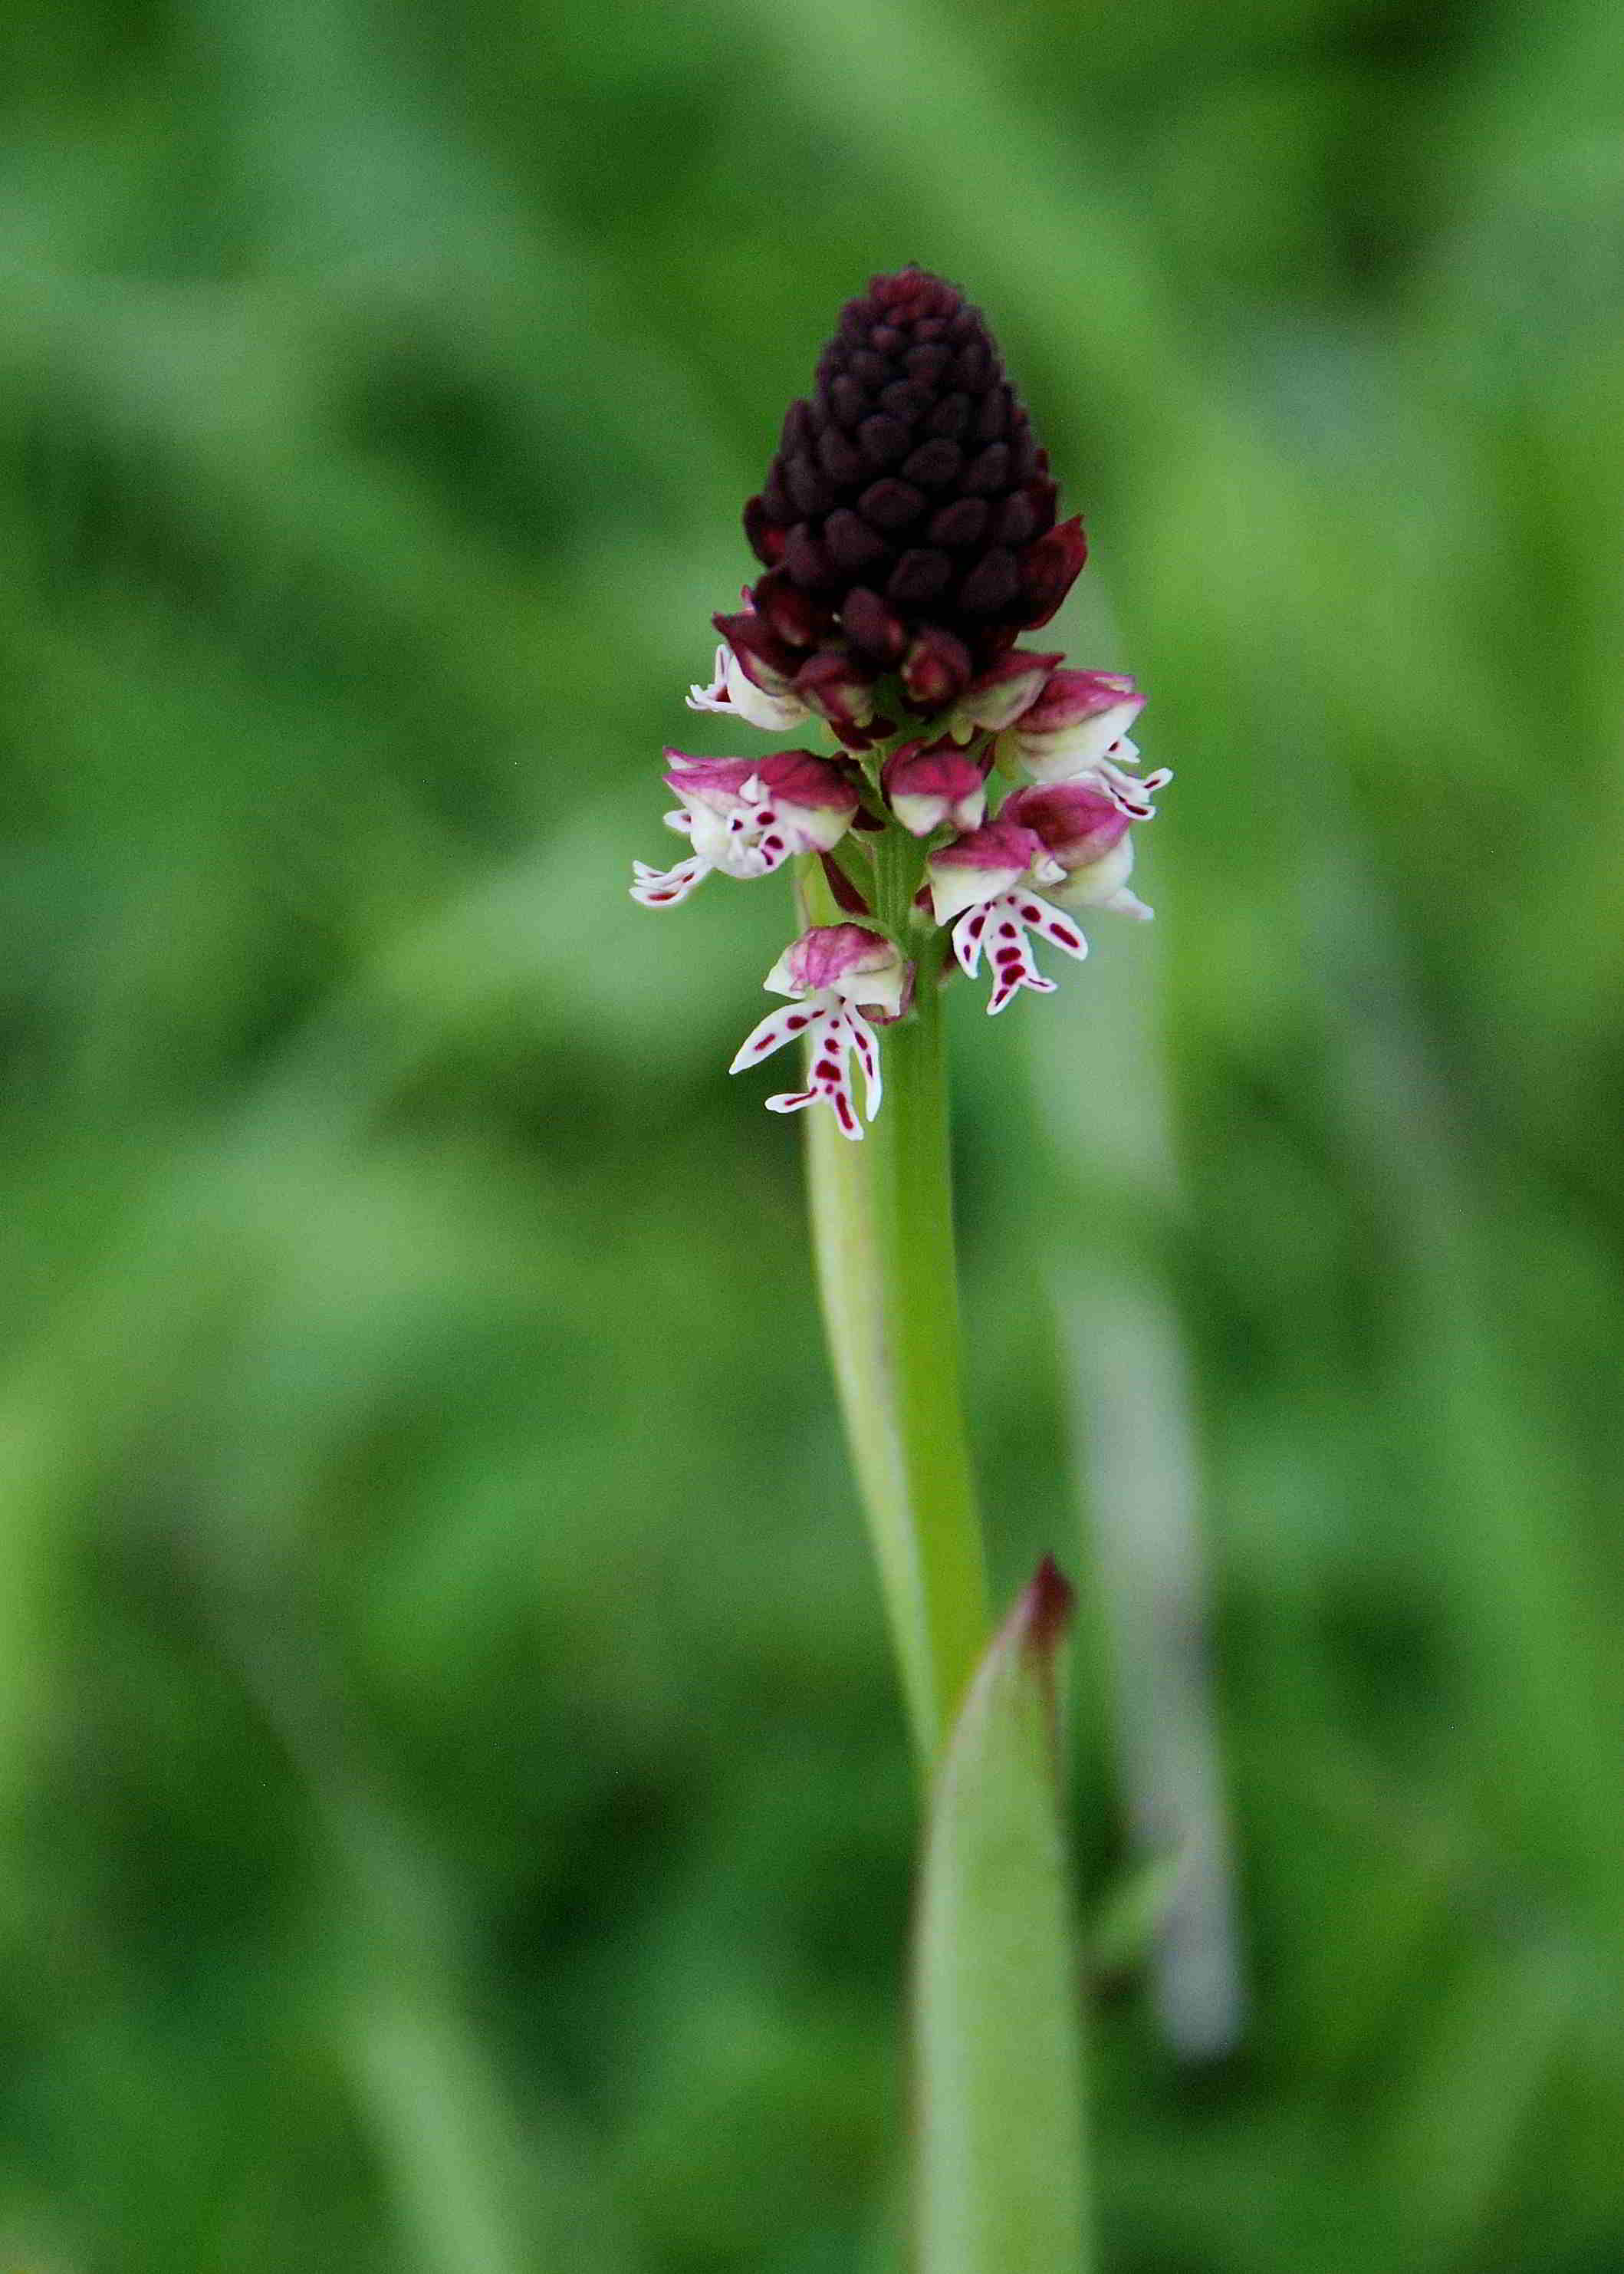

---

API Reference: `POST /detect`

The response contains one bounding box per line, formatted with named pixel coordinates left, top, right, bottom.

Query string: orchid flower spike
left=629, top=265, right=1172, bottom=1120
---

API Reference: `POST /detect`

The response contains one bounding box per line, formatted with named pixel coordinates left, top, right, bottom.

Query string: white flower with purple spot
left=927, top=768, right=1168, bottom=1013
left=926, top=818, right=1090, bottom=1015
left=631, top=748, right=859, bottom=909
left=729, top=924, right=908, bottom=1140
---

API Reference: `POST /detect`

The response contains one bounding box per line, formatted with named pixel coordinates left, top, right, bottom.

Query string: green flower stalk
left=631, top=265, right=1167, bottom=2272
left=630, top=265, right=1169, bottom=1766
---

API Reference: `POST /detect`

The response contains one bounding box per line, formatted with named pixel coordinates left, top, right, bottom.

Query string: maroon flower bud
left=743, top=268, right=1080, bottom=694
left=1019, top=516, right=1089, bottom=627
left=751, top=568, right=828, bottom=651
left=841, top=587, right=909, bottom=666
left=795, top=650, right=883, bottom=747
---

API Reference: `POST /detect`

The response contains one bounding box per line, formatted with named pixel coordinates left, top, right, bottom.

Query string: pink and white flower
left=729, top=924, right=909, bottom=1140
left=1002, top=778, right=1156, bottom=920
left=926, top=819, right=1088, bottom=1014
left=993, top=670, right=1147, bottom=784
left=882, top=738, right=988, bottom=838
left=630, top=749, right=858, bottom=909
left=688, top=632, right=811, bottom=732
left=928, top=769, right=1167, bottom=1012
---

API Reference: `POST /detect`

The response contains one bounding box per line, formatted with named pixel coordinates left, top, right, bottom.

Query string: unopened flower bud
left=794, top=650, right=884, bottom=747
left=901, top=626, right=974, bottom=709
left=1019, top=516, right=1088, bottom=627
left=883, top=739, right=988, bottom=838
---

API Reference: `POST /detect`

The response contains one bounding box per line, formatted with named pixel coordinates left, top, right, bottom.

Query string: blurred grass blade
left=913, top=1558, right=1089, bottom=2274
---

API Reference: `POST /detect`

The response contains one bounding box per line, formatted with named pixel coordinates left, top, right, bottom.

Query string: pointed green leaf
left=913, top=1557, right=1090, bottom=2274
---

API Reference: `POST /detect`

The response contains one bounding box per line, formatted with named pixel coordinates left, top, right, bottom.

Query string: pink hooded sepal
left=948, top=649, right=1063, bottom=741
left=765, top=923, right=909, bottom=1017
left=882, top=738, right=988, bottom=838
left=1021, top=515, right=1088, bottom=627
left=1002, top=778, right=1130, bottom=871
left=662, top=748, right=856, bottom=828
left=926, top=815, right=1046, bottom=925
left=997, top=669, right=1145, bottom=781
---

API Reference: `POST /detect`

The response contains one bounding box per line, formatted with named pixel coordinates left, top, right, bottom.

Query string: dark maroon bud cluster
left=722, top=268, right=1088, bottom=739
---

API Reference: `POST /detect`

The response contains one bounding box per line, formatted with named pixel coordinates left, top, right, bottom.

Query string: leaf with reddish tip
left=913, top=1557, right=1090, bottom=2274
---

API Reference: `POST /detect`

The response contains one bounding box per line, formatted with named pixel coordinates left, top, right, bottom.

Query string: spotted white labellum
left=952, top=891, right=1091, bottom=1015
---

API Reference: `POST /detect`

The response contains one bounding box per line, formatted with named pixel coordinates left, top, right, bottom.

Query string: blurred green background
left=4, top=0, right=1622, bottom=2267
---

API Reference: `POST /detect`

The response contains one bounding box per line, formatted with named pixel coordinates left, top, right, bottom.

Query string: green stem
left=801, top=856, right=990, bottom=1769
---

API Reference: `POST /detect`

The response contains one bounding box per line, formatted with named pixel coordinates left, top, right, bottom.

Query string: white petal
left=953, top=902, right=991, bottom=979
left=729, top=999, right=822, bottom=1073
left=630, top=854, right=709, bottom=908
left=1015, top=893, right=1091, bottom=961
left=1046, top=835, right=1135, bottom=910
left=845, top=1013, right=883, bottom=1121
left=891, top=790, right=946, bottom=838
left=777, top=797, right=855, bottom=853
left=929, top=859, right=1025, bottom=926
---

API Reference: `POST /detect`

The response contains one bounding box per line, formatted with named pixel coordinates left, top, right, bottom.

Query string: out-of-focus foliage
left=2, top=0, right=1621, bottom=2267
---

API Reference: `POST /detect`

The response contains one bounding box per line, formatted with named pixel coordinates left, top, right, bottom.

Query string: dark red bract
left=735, top=268, right=1086, bottom=713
